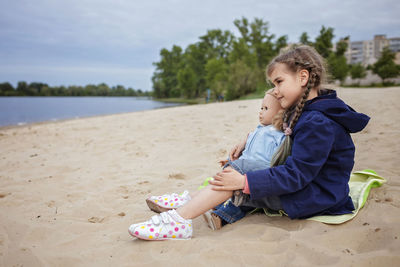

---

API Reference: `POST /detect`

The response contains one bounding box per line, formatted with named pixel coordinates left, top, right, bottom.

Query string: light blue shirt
left=239, top=124, right=285, bottom=168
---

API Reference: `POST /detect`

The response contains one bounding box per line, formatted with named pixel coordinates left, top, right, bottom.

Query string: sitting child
left=128, top=90, right=285, bottom=240
left=129, top=45, right=370, bottom=241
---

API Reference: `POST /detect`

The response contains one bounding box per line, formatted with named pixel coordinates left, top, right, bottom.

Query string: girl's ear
left=299, top=69, right=309, bottom=87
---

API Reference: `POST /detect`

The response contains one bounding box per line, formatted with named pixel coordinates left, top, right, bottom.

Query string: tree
left=0, top=83, right=147, bottom=97
left=199, top=29, right=234, bottom=60
left=127, top=88, right=138, bottom=96
left=372, top=47, right=400, bottom=84
left=150, top=17, right=286, bottom=100
left=229, top=38, right=257, bottom=68
left=40, top=85, right=51, bottom=96
left=152, top=73, right=164, bottom=98
left=183, top=43, right=208, bottom=97
left=28, top=82, right=48, bottom=95
left=226, top=60, right=258, bottom=100
left=349, top=63, right=367, bottom=84
left=314, top=26, right=334, bottom=58
left=0, top=82, right=15, bottom=96
left=327, top=37, right=349, bottom=83
left=205, top=58, right=228, bottom=99
left=230, top=17, right=277, bottom=92
left=97, top=83, right=110, bottom=96
left=335, top=36, right=349, bottom=57
left=328, top=53, right=349, bottom=83
left=177, top=67, right=196, bottom=98
left=233, top=17, right=275, bottom=68
left=299, top=32, right=312, bottom=46
left=274, top=35, right=288, bottom=54
left=55, top=86, right=66, bottom=96
left=16, top=81, right=31, bottom=95
left=84, top=84, right=98, bottom=96
left=152, top=45, right=184, bottom=98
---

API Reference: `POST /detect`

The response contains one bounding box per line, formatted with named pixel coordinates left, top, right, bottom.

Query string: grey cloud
left=0, top=0, right=399, bottom=90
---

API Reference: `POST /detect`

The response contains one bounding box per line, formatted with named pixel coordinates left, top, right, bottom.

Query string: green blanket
left=261, top=169, right=386, bottom=224
left=305, top=169, right=386, bottom=224
left=200, top=169, right=386, bottom=224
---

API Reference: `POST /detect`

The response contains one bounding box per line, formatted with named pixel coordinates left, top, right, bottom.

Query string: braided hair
left=267, top=45, right=328, bottom=167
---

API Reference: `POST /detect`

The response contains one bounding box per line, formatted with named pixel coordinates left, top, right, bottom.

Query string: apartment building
left=344, top=34, right=400, bottom=66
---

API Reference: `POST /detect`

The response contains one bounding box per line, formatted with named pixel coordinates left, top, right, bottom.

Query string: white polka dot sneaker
left=146, top=191, right=191, bottom=213
left=128, top=209, right=193, bottom=241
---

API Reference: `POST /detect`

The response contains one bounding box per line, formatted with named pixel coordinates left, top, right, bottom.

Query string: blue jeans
left=212, top=158, right=283, bottom=224
left=212, top=197, right=283, bottom=224
left=212, top=201, right=252, bottom=224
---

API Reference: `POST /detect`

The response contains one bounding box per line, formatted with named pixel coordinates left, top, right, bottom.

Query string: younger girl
left=128, top=91, right=285, bottom=240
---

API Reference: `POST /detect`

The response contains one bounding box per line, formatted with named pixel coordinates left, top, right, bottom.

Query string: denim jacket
left=238, top=124, right=285, bottom=168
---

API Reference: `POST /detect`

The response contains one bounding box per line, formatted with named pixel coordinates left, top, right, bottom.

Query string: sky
left=0, top=0, right=399, bottom=91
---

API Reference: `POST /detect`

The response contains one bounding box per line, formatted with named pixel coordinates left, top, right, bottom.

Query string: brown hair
left=267, top=45, right=328, bottom=166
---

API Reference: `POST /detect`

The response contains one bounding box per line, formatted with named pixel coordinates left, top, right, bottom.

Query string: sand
left=0, top=87, right=399, bottom=267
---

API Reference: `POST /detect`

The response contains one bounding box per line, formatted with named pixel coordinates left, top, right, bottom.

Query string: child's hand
left=229, top=138, right=246, bottom=161
left=209, top=168, right=246, bottom=191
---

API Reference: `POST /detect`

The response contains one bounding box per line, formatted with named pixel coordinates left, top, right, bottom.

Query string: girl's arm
left=246, top=112, right=335, bottom=199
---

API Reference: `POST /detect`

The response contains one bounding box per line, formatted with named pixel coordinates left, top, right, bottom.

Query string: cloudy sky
left=0, top=0, right=399, bottom=91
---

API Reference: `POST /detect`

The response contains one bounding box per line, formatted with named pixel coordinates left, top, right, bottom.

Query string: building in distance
left=344, top=34, right=400, bottom=66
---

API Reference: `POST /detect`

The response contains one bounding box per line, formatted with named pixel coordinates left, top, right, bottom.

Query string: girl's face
left=268, top=63, right=309, bottom=109
left=259, top=93, right=282, bottom=126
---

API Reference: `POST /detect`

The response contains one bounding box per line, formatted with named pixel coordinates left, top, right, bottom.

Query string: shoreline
left=2, top=86, right=400, bottom=131
left=0, top=94, right=270, bottom=131
left=0, top=101, right=186, bottom=131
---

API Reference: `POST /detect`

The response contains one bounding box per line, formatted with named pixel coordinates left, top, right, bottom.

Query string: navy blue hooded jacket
left=245, top=89, right=370, bottom=219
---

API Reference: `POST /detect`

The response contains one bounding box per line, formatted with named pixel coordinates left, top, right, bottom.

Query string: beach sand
left=0, top=87, right=399, bottom=266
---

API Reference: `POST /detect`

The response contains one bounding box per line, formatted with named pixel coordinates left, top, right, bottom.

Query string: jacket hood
left=303, top=89, right=370, bottom=133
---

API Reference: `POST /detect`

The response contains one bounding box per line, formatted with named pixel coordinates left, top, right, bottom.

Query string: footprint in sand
left=135, top=151, right=148, bottom=157
left=168, top=173, right=186, bottom=180
left=46, top=200, right=56, bottom=208
left=88, top=217, right=105, bottom=223
left=117, top=185, right=130, bottom=195
left=0, top=193, right=10, bottom=198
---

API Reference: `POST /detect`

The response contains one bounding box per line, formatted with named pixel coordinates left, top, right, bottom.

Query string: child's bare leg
left=189, top=190, right=200, bottom=199
left=177, top=185, right=233, bottom=220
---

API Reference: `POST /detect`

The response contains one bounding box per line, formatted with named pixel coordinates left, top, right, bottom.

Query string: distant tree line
left=152, top=17, right=400, bottom=100
left=0, top=82, right=150, bottom=97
